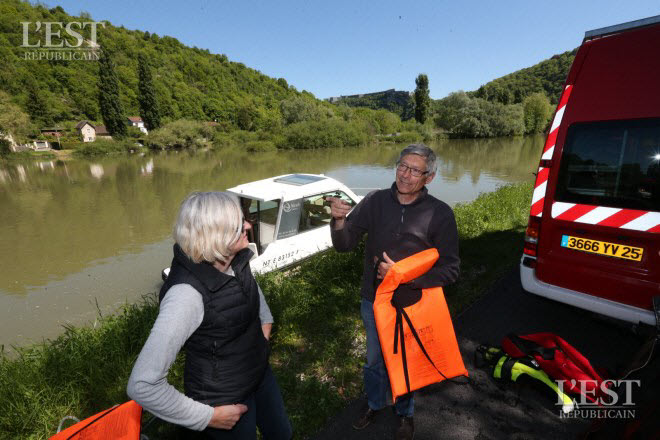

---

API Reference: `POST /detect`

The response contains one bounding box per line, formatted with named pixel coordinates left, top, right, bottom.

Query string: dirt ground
left=312, top=268, right=656, bottom=440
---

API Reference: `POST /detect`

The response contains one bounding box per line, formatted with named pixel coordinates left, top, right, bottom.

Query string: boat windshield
left=240, top=197, right=280, bottom=255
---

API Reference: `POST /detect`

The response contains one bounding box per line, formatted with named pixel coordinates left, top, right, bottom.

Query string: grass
left=0, top=182, right=533, bottom=439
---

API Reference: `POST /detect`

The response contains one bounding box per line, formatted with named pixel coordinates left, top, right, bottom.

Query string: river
left=0, top=136, right=543, bottom=352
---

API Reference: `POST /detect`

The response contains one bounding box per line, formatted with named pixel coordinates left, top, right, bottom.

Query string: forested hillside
left=328, top=89, right=414, bottom=120
left=471, top=50, right=576, bottom=105
left=0, top=0, right=300, bottom=128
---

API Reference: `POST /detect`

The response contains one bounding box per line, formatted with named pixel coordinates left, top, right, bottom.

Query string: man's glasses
left=396, top=162, right=429, bottom=177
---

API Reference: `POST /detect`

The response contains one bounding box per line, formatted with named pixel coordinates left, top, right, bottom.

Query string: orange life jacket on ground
left=374, top=248, right=468, bottom=401
left=50, top=400, right=142, bottom=440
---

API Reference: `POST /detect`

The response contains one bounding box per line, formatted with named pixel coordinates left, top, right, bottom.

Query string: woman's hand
left=261, top=323, right=272, bottom=340
left=208, top=404, right=248, bottom=430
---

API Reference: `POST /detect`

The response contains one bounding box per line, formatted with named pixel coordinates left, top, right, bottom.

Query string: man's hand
left=325, top=197, right=352, bottom=230
left=375, top=252, right=396, bottom=279
left=262, top=323, right=272, bottom=340
left=208, top=404, right=248, bottom=430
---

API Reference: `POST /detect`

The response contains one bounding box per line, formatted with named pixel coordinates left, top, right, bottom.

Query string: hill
left=0, top=0, right=302, bottom=129
left=470, top=50, right=577, bottom=105
left=327, top=89, right=414, bottom=119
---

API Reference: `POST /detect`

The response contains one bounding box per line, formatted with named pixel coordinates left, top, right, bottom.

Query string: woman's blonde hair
left=173, top=191, right=243, bottom=263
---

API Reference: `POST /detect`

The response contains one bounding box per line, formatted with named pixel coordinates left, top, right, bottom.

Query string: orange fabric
left=50, top=400, right=142, bottom=440
left=374, top=248, right=468, bottom=401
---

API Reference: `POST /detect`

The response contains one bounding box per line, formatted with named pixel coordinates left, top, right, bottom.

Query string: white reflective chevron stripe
left=531, top=180, right=547, bottom=206
left=551, top=202, right=575, bottom=218
left=541, top=146, right=554, bottom=160
left=575, top=207, right=621, bottom=224
left=550, top=105, right=566, bottom=133
left=621, top=212, right=660, bottom=231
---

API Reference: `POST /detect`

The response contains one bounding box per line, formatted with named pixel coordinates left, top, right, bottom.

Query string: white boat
left=162, top=173, right=362, bottom=279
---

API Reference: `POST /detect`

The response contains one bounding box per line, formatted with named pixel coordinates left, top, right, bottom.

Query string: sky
left=41, top=0, right=660, bottom=100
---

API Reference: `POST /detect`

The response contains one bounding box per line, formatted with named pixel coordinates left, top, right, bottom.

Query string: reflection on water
left=0, top=136, right=543, bottom=348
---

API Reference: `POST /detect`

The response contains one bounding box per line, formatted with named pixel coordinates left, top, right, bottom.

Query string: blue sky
left=43, top=0, right=659, bottom=99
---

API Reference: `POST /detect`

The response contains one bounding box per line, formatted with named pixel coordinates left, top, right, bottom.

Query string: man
left=328, top=144, right=460, bottom=440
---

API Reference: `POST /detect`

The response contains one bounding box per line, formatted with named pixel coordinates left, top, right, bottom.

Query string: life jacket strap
left=393, top=306, right=449, bottom=395
left=506, top=333, right=557, bottom=360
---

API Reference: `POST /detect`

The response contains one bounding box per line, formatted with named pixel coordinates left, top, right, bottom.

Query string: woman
left=127, top=192, right=292, bottom=439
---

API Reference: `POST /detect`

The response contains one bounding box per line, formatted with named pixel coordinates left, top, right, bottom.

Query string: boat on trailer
left=162, top=173, right=361, bottom=279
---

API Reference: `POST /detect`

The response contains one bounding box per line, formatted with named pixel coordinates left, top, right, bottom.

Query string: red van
left=521, top=15, right=660, bottom=326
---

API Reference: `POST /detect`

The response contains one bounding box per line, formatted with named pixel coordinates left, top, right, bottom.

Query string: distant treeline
left=331, top=50, right=576, bottom=138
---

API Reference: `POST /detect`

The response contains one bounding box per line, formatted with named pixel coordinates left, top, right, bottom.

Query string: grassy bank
left=0, top=183, right=532, bottom=439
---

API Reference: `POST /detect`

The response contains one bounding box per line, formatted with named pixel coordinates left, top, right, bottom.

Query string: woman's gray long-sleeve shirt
left=126, top=279, right=273, bottom=431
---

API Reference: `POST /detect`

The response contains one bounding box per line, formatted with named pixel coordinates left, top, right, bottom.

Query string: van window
left=555, top=119, right=660, bottom=211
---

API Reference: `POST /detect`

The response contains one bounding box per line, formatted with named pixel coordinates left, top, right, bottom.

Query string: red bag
left=501, top=333, right=610, bottom=404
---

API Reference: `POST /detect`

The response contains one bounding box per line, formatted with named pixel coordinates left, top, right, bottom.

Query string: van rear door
left=536, top=120, right=660, bottom=310
left=535, top=20, right=660, bottom=313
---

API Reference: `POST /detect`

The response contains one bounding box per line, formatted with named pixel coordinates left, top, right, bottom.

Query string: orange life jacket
left=50, top=400, right=142, bottom=440
left=374, top=248, right=468, bottom=401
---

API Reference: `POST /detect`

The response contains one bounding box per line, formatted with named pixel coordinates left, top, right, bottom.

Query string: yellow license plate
left=561, top=235, right=643, bottom=261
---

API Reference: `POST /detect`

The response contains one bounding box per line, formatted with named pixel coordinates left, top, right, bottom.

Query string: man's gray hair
left=397, top=143, right=437, bottom=175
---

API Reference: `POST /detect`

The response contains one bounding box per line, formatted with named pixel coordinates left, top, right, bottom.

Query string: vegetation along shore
left=0, top=182, right=532, bottom=439
left=0, top=0, right=570, bottom=159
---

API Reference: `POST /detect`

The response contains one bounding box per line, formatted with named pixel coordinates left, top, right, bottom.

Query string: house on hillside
left=127, top=116, right=148, bottom=134
left=94, top=125, right=112, bottom=140
left=76, top=121, right=96, bottom=142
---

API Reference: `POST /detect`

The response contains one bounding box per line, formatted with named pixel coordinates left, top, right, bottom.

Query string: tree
left=413, top=74, right=431, bottom=124
left=0, top=91, right=35, bottom=144
left=137, top=53, right=161, bottom=130
left=523, top=93, right=553, bottom=134
left=25, top=80, right=52, bottom=126
left=98, top=50, right=127, bottom=137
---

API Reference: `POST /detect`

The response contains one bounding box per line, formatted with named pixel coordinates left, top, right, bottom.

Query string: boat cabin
left=228, top=174, right=360, bottom=273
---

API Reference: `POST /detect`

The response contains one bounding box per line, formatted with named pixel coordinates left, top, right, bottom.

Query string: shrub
left=73, top=139, right=134, bottom=157
left=0, top=139, right=10, bottom=155
left=145, top=120, right=214, bottom=150
left=278, top=119, right=369, bottom=149
left=245, top=140, right=276, bottom=152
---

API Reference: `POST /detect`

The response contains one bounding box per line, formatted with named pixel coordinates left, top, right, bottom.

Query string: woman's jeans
left=186, top=365, right=292, bottom=440
left=361, top=298, right=414, bottom=417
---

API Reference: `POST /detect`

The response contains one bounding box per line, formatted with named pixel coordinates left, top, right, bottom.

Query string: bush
left=145, top=120, right=214, bottom=150
left=0, top=139, right=10, bottom=155
left=73, top=139, right=134, bottom=157
left=434, top=91, right=525, bottom=138
left=523, top=93, right=553, bottom=134
left=390, top=131, right=421, bottom=143
left=278, top=119, right=369, bottom=149
left=245, top=140, right=276, bottom=152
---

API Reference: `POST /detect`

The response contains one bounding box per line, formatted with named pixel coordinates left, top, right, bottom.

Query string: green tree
left=25, top=81, right=52, bottom=126
left=98, top=50, right=127, bottom=137
left=137, top=53, right=161, bottom=130
left=413, top=74, right=431, bottom=124
left=0, top=91, right=35, bottom=144
left=523, top=92, right=553, bottom=133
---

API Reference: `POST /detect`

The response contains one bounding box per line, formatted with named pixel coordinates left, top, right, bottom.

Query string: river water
left=0, top=136, right=543, bottom=351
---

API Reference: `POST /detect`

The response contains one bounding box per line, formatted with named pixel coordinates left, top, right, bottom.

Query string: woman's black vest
left=159, top=244, right=268, bottom=405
